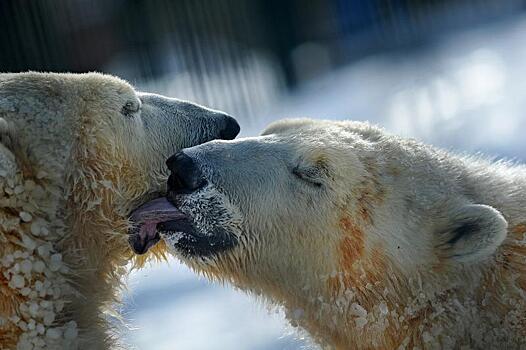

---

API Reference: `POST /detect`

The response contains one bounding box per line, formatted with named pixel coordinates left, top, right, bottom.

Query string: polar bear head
left=0, top=72, right=238, bottom=252
left=153, top=117, right=507, bottom=272
left=133, top=118, right=513, bottom=348
left=0, top=72, right=239, bottom=348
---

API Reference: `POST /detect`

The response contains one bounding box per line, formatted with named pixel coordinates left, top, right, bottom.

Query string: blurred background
left=2, top=0, right=526, bottom=348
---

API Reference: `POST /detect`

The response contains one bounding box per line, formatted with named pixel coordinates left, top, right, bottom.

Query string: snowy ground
left=123, top=262, right=310, bottom=350
left=124, top=14, right=526, bottom=350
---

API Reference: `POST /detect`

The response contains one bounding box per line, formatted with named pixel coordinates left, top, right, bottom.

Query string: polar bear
left=131, top=118, right=526, bottom=349
left=0, top=72, right=239, bottom=350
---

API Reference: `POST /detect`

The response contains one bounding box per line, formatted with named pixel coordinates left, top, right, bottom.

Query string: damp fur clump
left=161, top=118, right=526, bottom=349
left=1, top=166, right=78, bottom=349
left=1, top=72, right=231, bottom=349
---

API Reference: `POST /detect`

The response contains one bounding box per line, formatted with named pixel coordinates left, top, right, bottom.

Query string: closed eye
left=121, top=99, right=141, bottom=117
left=292, top=166, right=323, bottom=187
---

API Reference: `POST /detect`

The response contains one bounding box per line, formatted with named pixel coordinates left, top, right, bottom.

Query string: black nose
left=220, top=115, right=240, bottom=140
left=166, top=152, right=206, bottom=193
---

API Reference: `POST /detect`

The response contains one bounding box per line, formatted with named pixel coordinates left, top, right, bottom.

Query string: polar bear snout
left=155, top=150, right=244, bottom=258
left=166, top=151, right=207, bottom=194
left=219, top=115, right=241, bottom=140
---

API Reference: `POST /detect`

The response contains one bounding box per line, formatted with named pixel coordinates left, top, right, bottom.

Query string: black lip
left=158, top=216, right=238, bottom=257
left=128, top=230, right=160, bottom=255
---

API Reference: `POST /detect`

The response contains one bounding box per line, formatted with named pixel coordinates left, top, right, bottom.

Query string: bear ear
left=435, top=204, right=508, bottom=263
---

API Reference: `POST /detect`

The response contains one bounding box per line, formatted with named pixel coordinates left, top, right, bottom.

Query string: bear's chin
left=158, top=219, right=238, bottom=257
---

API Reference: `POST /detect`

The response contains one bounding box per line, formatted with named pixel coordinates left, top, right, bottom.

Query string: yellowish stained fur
left=0, top=72, right=224, bottom=349
left=167, top=119, right=526, bottom=349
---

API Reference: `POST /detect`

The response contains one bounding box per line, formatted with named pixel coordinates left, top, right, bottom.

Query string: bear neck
left=229, top=152, right=526, bottom=349
left=294, top=158, right=526, bottom=349
left=57, top=140, right=144, bottom=349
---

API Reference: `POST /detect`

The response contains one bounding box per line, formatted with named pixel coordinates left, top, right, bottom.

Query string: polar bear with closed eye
left=131, top=118, right=526, bottom=349
left=0, top=72, right=239, bottom=349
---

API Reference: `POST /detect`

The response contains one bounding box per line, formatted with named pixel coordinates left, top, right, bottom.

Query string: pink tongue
left=129, top=197, right=184, bottom=242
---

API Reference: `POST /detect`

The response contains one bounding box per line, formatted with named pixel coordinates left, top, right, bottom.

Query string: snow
left=125, top=14, right=526, bottom=350
left=124, top=261, right=308, bottom=350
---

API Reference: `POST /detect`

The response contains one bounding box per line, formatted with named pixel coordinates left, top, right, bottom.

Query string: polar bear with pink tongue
left=131, top=118, right=526, bottom=350
left=0, top=72, right=239, bottom=349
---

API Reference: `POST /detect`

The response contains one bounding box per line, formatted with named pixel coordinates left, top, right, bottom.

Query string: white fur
left=166, top=118, right=526, bottom=349
left=0, top=72, right=231, bottom=349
